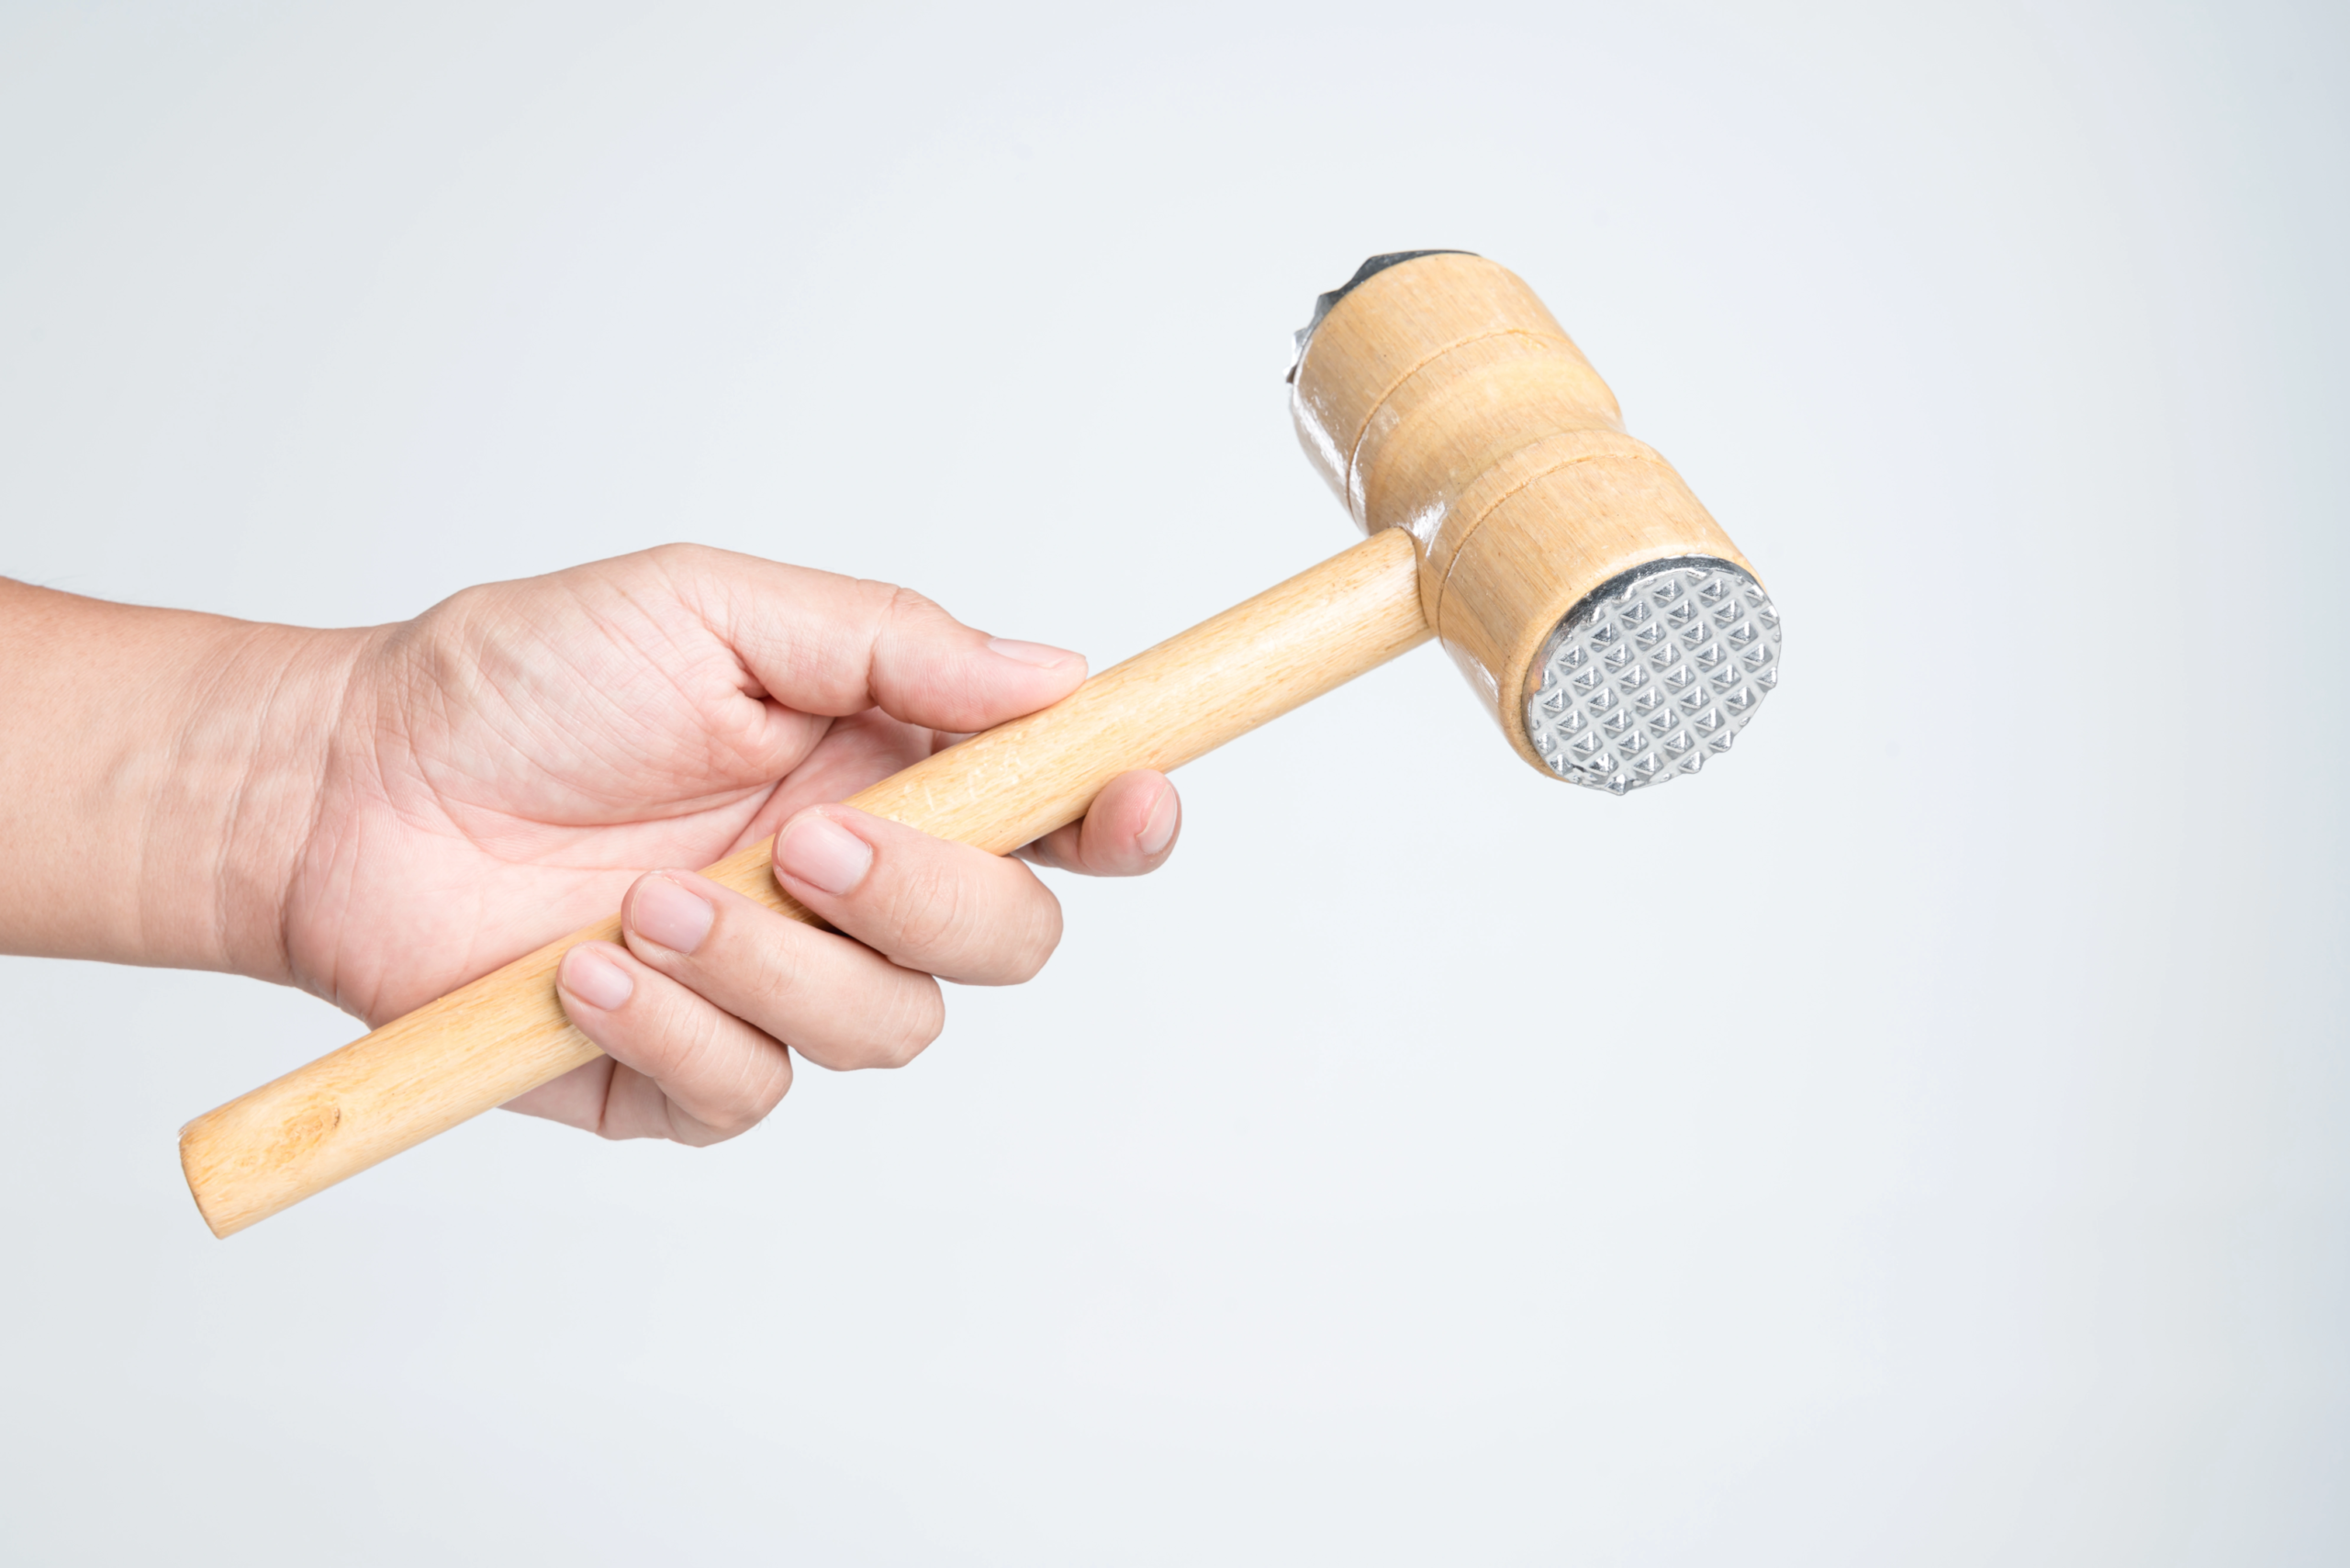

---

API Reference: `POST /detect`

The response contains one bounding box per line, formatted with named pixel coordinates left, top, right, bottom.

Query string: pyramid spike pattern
left=1524, top=557, right=1781, bottom=795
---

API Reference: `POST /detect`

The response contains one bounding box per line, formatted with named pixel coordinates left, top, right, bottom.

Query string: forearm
left=0, top=577, right=365, bottom=979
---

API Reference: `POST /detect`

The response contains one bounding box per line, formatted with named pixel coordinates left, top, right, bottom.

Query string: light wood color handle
left=180, top=528, right=1430, bottom=1236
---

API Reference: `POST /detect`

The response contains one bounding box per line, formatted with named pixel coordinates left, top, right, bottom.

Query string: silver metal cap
left=1525, top=557, right=1782, bottom=794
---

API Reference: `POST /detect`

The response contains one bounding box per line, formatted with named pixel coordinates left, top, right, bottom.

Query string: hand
left=284, top=544, right=1179, bottom=1143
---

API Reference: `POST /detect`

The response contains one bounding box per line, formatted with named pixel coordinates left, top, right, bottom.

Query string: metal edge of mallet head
left=1287, top=250, right=1781, bottom=795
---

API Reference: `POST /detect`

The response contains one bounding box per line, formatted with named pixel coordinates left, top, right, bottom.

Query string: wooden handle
left=179, top=529, right=1430, bottom=1236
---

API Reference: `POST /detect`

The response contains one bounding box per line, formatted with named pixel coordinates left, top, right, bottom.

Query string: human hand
left=285, top=544, right=1178, bottom=1144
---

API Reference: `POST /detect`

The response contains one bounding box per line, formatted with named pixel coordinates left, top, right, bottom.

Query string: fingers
left=550, top=941, right=795, bottom=1144
left=773, top=805, right=1064, bottom=986
left=528, top=850, right=968, bottom=1143
left=644, top=544, right=1089, bottom=733
left=523, top=772, right=1180, bottom=1144
left=616, top=869, right=946, bottom=1072
left=1019, top=770, right=1181, bottom=877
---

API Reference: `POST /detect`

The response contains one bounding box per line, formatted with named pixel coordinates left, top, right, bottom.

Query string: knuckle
left=878, top=856, right=1060, bottom=983
left=856, top=979, right=944, bottom=1070
left=886, top=858, right=972, bottom=960
left=645, top=540, right=713, bottom=571
left=654, top=1002, right=730, bottom=1087
left=890, top=984, right=947, bottom=1066
left=740, top=932, right=813, bottom=1018
left=878, top=582, right=942, bottom=624
left=688, top=1061, right=787, bottom=1141
left=867, top=1039, right=923, bottom=1071
left=669, top=1119, right=732, bottom=1148
left=712, top=1096, right=767, bottom=1138
left=1002, top=904, right=1060, bottom=983
left=860, top=581, right=928, bottom=655
left=690, top=1106, right=756, bottom=1142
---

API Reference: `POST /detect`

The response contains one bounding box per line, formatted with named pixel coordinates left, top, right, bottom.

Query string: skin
left=0, top=545, right=1179, bottom=1143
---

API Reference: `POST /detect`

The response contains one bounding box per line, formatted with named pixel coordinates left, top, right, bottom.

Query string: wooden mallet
left=179, top=251, right=1782, bottom=1236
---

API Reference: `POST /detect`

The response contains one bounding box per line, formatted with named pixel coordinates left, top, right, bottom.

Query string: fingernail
left=1137, top=782, right=1180, bottom=857
left=987, top=637, right=1082, bottom=670
left=629, top=875, right=714, bottom=956
left=777, top=812, right=874, bottom=896
left=561, top=945, right=634, bottom=1011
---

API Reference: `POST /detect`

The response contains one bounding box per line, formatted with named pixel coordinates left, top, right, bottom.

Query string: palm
left=284, top=555, right=938, bottom=1025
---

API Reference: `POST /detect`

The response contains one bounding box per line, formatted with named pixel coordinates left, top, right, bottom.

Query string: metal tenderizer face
left=1525, top=558, right=1781, bottom=795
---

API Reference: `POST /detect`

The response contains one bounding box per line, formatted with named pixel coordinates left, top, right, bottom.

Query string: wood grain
left=179, top=528, right=1431, bottom=1237
left=1289, top=252, right=1760, bottom=771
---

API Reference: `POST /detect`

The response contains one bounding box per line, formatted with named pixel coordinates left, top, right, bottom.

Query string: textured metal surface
left=1525, top=557, right=1781, bottom=794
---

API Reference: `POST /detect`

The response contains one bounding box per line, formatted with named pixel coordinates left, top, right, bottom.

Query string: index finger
left=656, top=546, right=1090, bottom=733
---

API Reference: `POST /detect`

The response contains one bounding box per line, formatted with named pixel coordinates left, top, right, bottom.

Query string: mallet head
left=1290, top=252, right=1781, bottom=793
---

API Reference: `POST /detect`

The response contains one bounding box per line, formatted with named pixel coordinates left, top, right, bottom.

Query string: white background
left=2, top=3, right=2344, bottom=1562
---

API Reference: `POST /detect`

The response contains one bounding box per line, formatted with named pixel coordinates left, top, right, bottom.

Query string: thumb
left=697, top=549, right=1087, bottom=732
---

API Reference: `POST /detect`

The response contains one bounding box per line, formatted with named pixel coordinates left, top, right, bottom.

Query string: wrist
left=0, top=579, right=370, bottom=979
left=171, top=618, right=375, bottom=982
